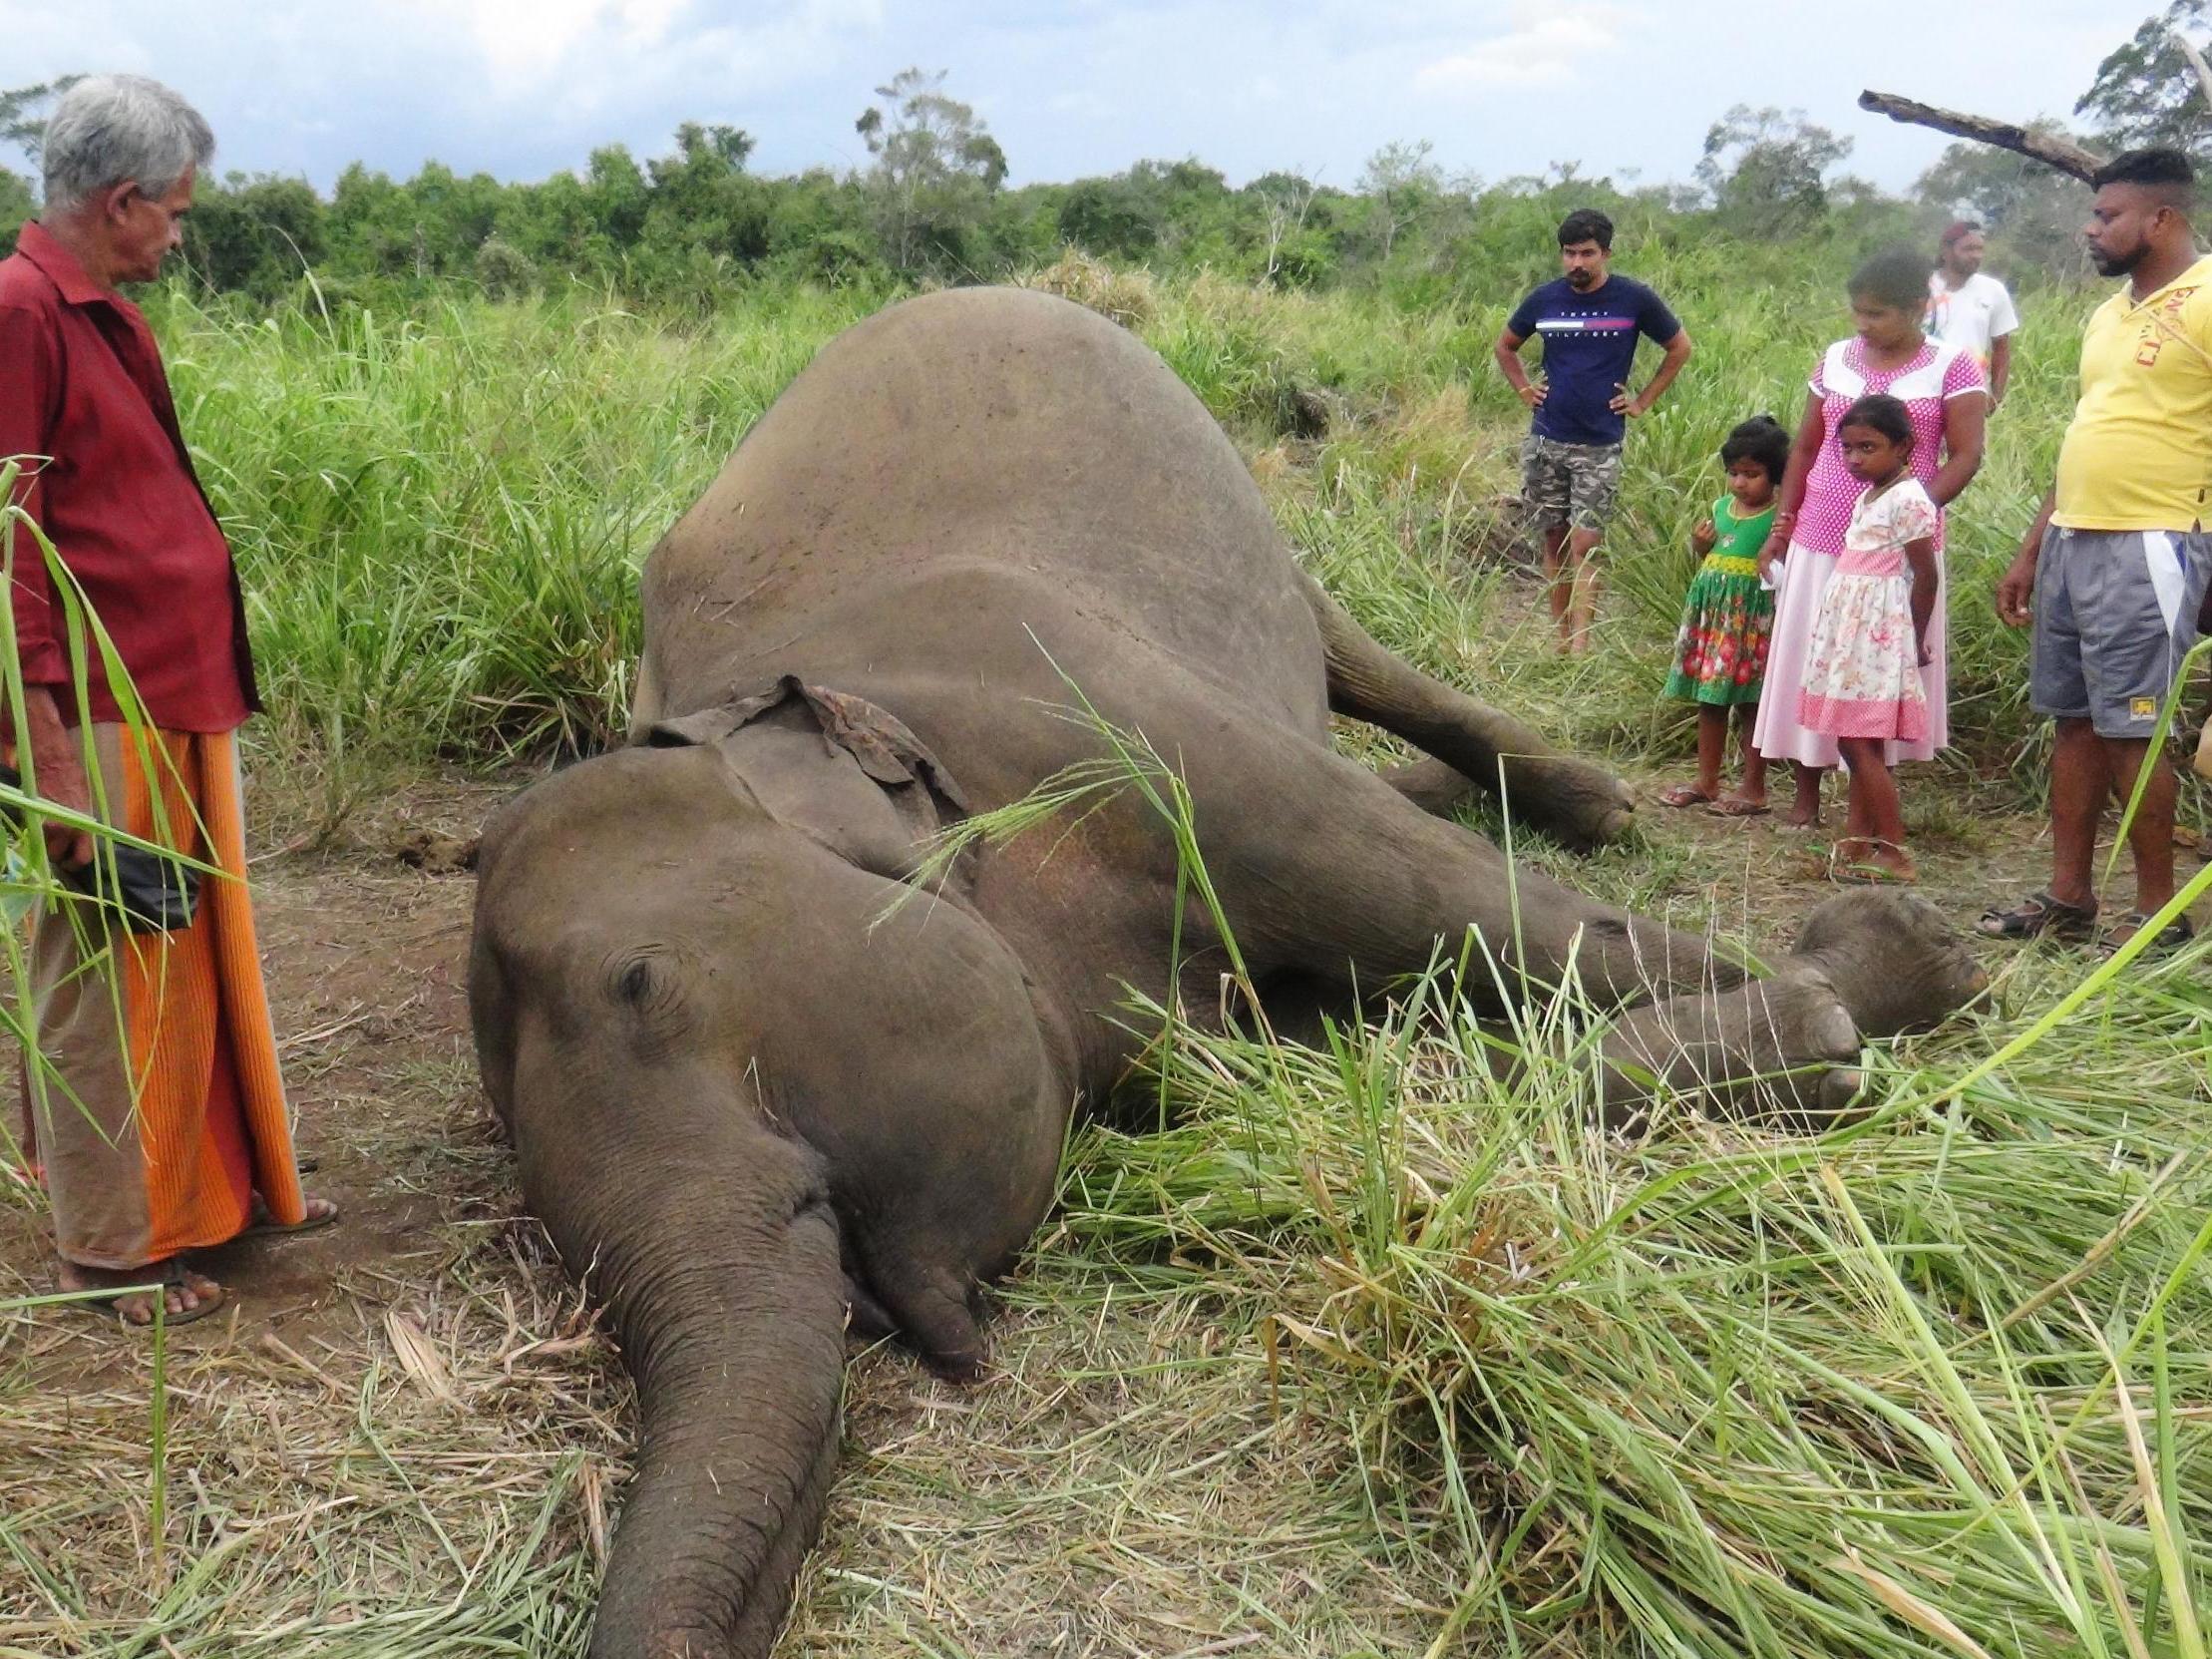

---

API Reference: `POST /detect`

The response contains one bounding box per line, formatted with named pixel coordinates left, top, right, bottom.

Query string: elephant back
left=638, top=288, right=1323, bottom=726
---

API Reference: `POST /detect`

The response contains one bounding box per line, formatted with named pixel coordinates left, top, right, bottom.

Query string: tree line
left=0, top=13, right=2196, bottom=308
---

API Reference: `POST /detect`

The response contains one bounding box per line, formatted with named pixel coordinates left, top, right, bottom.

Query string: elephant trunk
left=515, top=1064, right=847, bottom=1659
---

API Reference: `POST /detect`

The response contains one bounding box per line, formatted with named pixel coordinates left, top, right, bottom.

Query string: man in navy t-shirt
left=1495, top=207, right=1691, bottom=653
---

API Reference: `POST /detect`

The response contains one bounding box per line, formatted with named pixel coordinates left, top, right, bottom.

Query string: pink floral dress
left=1752, top=337, right=1985, bottom=767
left=1797, top=479, right=1937, bottom=741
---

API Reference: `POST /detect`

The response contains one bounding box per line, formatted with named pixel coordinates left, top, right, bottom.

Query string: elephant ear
left=645, top=675, right=970, bottom=881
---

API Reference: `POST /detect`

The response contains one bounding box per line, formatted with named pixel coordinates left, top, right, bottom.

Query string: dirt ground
left=0, top=735, right=2200, bottom=1653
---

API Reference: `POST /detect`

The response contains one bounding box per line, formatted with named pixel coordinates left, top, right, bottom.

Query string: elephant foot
left=1598, top=971, right=1865, bottom=1132
left=842, top=1275, right=899, bottom=1343
left=1595, top=895, right=1987, bottom=1133
left=1504, top=754, right=1637, bottom=853
left=1793, top=890, right=1990, bottom=1038
left=853, top=1255, right=991, bottom=1382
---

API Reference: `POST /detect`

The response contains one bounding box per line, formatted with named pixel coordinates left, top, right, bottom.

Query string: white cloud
left=0, top=0, right=2115, bottom=199
left=365, top=0, right=879, bottom=101
left=371, top=0, right=684, bottom=95
left=1415, top=3, right=1638, bottom=90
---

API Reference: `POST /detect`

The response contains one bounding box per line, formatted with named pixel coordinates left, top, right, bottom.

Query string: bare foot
left=1832, top=838, right=1916, bottom=885
left=58, top=1257, right=223, bottom=1326
left=1867, top=847, right=1918, bottom=883
left=1780, top=804, right=1820, bottom=829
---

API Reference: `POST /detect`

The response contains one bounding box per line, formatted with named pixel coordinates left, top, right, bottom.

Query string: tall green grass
left=170, top=286, right=877, bottom=772
left=1053, top=936, right=2212, bottom=1658
left=155, top=263, right=2099, bottom=803
left=947, top=681, right=2212, bottom=1659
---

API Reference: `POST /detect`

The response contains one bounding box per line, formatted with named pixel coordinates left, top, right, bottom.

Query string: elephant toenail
left=1810, top=1003, right=1859, bottom=1058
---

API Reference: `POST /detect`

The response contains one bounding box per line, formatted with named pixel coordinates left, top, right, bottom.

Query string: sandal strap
left=2098, top=912, right=2197, bottom=955
left=1979, top=890, right=2097, bottom=937
left=2107, top=911, right=2195, bottom=937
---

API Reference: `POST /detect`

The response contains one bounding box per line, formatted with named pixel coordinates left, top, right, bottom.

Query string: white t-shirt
left=1925, top=271, right=2020, bottom=368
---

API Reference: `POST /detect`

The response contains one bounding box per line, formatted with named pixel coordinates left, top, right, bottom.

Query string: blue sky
left=0, top=2, right=2132, bottom=196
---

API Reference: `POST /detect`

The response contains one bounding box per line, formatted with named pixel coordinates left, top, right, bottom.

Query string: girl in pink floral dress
left=1796, top=394, right=1940, bottom=884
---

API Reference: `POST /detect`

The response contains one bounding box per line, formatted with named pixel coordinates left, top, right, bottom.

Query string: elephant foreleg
left=1376, top=756, right=1479, bottom=819
left=1302, top=575, right=1635, bottom=851
left=1219, top=732, right=1738, bottom=1013
left=1207, top=730, right=1889, bottom=1117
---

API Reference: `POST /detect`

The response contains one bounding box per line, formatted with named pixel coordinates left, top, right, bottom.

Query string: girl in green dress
left=1659, top=416, right=1790, bottom=815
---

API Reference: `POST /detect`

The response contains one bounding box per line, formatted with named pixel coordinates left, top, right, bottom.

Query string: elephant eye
left=603, top=945, right=678, bottom=1015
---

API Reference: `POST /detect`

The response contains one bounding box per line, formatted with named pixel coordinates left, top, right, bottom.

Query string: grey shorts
left=1520, top=435, right=1624, bottom=535
left=2031, top=526, right=2212, bottom=738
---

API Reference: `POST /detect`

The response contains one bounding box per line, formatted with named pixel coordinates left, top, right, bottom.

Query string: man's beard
left=2089, top=241, right=2144, bottom=278
left=1567, top=269, right=1597, bottom=288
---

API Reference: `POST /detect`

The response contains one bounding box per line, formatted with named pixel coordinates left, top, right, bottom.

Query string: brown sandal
left=1706, top=795, right=1770, bottom=818
left=2095, top=911, right=2197, bottom=959
left=239, top=1194, right=340, bottom=1239
left=65, top=1260, right=227, bottom=1328
left=1977, top=890, right=2097, bottom=943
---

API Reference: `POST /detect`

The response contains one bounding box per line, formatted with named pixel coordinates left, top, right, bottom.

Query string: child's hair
left=1719, top=414, right=1790, bottom=483
left=1837, top=393, right=1913, bottom=450
left=1846, top=246, right=1931, bottom=312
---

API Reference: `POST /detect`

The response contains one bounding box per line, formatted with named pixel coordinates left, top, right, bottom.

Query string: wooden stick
left=2174, top=31, right=2212, bottom=116
left=1856, top=90, right=2106, bottom=184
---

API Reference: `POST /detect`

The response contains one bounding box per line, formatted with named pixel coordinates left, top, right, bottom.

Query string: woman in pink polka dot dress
left=1752, top=248, right=1989, bottom=828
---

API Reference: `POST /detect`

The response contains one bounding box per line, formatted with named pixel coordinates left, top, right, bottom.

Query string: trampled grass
left=4, top=262, right=2209, bottom=1657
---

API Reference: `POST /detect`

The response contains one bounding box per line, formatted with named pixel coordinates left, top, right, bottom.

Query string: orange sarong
left=24, top=725, right=304, bottom=1268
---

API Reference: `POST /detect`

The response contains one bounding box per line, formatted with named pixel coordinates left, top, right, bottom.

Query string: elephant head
left=470, top=678, right=1069, bottom=1659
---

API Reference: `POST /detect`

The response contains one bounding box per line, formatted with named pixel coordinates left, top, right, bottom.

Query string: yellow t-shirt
left=2053, top=255, right=2212, bottom=531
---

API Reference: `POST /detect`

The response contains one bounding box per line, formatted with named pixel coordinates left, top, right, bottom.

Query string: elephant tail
left=518, top=1074, right=848, bottom=1659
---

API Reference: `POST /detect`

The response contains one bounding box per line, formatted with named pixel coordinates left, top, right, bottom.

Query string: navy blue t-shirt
left=1506, top=275, right=1682, bottom=447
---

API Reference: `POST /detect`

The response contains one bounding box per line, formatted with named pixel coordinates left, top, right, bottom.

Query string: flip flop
left=1658, top=783, right=1716, bottom=809
left=239, top=1195, right=340, bottom=1239
left=66, top=1261, right=227, bottom=1328
left=1705, top=796, right=1771, bottom=818
left=1834, top=863, right=1916, bottom=887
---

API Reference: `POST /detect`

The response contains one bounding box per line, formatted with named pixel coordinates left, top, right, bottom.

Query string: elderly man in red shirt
left=2, top=75, right=333, bottom=1327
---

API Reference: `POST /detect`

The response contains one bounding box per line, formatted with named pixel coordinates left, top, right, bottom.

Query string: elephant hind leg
left=1301, top=574, right=1634, bottom=851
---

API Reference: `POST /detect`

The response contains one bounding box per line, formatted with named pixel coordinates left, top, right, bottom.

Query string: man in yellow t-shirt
left=1985, top=148, right=2212, bottom=957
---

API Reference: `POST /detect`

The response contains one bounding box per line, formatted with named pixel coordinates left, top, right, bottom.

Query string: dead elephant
left=468, top=288, right=1986, bottom=1658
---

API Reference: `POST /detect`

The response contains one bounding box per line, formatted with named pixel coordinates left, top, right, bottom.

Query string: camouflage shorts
left=1520, top=435, right=1624, bottom=535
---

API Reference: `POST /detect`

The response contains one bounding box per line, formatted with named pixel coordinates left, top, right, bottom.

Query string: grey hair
left=40, top=75, right=214, bottom=215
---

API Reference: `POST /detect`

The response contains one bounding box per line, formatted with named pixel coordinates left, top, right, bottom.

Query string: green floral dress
left=1663, top=496, right=1778, bottom=706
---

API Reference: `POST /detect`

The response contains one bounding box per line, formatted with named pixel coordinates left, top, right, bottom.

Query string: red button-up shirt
left=1, top=221, right=258, bottom=732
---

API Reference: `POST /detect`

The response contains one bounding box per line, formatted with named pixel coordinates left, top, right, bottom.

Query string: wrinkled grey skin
left=468, top=288, right=1986, bottom=1659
